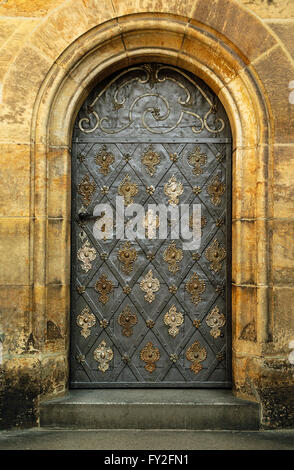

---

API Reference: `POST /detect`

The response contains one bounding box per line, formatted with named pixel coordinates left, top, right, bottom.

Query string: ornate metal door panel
left=70, top=64, right=232, bottom=388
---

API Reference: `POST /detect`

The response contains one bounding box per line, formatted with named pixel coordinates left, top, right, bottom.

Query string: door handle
left=78, top=212, right=104, bottom=222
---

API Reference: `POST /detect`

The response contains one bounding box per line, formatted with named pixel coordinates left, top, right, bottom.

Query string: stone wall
left=0, top=0, right=294, bottom=429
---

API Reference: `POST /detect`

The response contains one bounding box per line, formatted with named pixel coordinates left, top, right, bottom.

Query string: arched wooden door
left=70, top=64, right=232, bottom=388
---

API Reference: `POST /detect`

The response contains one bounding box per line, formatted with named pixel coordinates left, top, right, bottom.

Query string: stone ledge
left=40, top=389, right=260, bottom=430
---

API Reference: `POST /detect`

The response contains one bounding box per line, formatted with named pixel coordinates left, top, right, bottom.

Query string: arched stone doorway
left=31, top=12, right=271, bottom=407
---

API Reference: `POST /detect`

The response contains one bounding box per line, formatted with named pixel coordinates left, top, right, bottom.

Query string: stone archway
left=31, top=11, right=272, bottom=406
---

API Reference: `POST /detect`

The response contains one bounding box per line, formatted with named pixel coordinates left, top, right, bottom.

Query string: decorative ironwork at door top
left=70, top=63, right=232, bottom=388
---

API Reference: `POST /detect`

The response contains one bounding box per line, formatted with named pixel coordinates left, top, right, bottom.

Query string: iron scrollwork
left=78, top=64, right=225, bottom=136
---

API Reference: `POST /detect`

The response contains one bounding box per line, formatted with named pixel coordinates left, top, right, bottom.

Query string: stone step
left=40, top=389, right=260, bottom=430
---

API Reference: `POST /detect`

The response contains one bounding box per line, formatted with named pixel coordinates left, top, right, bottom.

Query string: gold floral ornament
left=189, top=215, right=207, bottom=232
left=77, top=239, right=97, bottom=273
left=140, top=342, right=160, bottom=373
left=100, top=319, right=109, bottom=329
left=192, top=252, right=200, bottom=262
left=77, top=285, right=85, bottom=294
left=95, top=273, right=114, bottom=304
left=146, top=319, right=155, bottom=329
left=193, top=186, right=201, bottom=196
left=169, top=153, right=178, bottom=163
left=163, top=241, right=183, bottom=274
left=78, top=174, right=96, bottom=206
left=206, top=175, right=225, bottom=206
left=122, top=353, right=130, bottom=364
left=76, top=354, right=85, bottom=364
left=146, top=252, right=154, bottom=261
left=186, top=341, right=207, bottom=375
left=118, top=175, right=138, bottom=206
left=76, top=306, right=96, bottom=338
left=164, top=175, right=183, bottom=205
left=141, top=145, right=161, bottom=176
left=216, top=351, right=225, bottom=362
left=170, top=353, right=178, bottom=363
left=205, top=306, right=226, bottom=338
left=146, top=185, right=155, bottom=195
left=117, top=241, right=137, bottom=274
left=140, top=270, right=160, bottom=303
left=185, top=272, right=206, bottom=306
left=100, top=186, right=109, bottom=195
left=118, top=306, right=138, bottom=337
left=164, top=305, right=184, bottom=337
left=187, top=146, right=207, bottom=175
left=193, top=319, right=201, bottom=329
left=93, top=340, right=113, bottom=373
left=205, top=239, right=226, bottom=273
left=169, top=285, right=177, bottom=294
left=143, top=209, right=159, bottom=239
left=216, top=217, right=224, bottom=227
left=95, top=145, right=115, bottom=176
left=123, top=284, right=131, bottom=295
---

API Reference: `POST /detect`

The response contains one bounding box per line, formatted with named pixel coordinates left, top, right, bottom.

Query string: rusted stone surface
left=0, top=219, right=30, bottom=286
left=0, top=286, right=33, bottom=356
left=0, top=20, right=38, bottom=81
left=0, top=0, right=66, bottom=17
left=232, top=220, right=257, bottom=285
left=273, top=286, right=294, bottom=353
left=273, top=146, right=294, bottom=219
left=45, top=284, right=70, bottom=353
left=238, top=0, right=294, bottom=18
left=269, top=21, right=294, bottom=60
left=40, top=355, right=68, bottom=398
left=193, top=0, right=277, bottom=61
left=47, top=148, right=71, bottom=219
left=29, top=0, right=115, bottom=63
left=0, top=358, right=40, bottom=430
left=232, top=286, right=258, bottom=344
left=112, top=0, right=196, bottom=18
left=257, top=359, right=294, bottom=429
left=47, top=219, right=70, bottom=286
left=271, top=221, right=294, bottom=285
left=0, top=45, right=51, bottom=143
left=253, top=46, right=294, bottom=144
left=0, top=144, right=30, bottom=217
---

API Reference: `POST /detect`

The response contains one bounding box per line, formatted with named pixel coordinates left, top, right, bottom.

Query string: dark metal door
left=70, top=64, right=232, bottom=388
